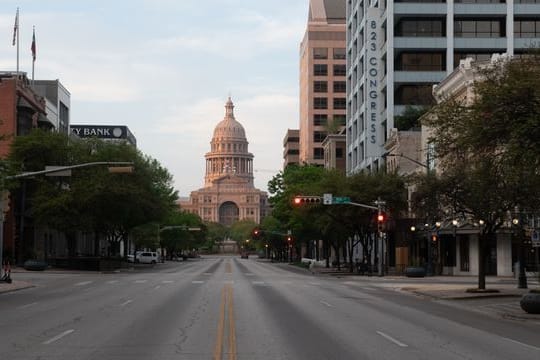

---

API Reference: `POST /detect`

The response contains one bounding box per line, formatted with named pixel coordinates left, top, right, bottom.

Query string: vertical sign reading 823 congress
left=366, top=6, right=381, bottom=157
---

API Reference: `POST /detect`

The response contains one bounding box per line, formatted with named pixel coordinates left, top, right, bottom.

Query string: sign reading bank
left=70, top=125, right=137, bottom=146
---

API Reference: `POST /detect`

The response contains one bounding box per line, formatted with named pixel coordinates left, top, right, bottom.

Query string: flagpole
left=31, top=26, right=35, bottom=83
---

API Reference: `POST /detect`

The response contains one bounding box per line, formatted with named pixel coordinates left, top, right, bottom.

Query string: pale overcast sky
left=0, top=0, right=308, bottom=196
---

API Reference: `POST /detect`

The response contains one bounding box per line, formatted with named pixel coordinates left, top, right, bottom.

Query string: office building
left=346, top=0, right=540, bottom=174
left=31, top=79, right=71, bottom=134
left=299, top=0, right=347, bottom=166
left=283, top=129, right=300, bottom=168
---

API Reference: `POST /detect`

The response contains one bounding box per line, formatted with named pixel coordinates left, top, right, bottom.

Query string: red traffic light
left=431, top=234, right=438, bottom=242
left=377, top=213, right=385, bottom=222
left=293, top=196, right=321, bottom=205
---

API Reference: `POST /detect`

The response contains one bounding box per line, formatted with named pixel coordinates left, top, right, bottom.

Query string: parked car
left=136, top=252, right=159, bottom=264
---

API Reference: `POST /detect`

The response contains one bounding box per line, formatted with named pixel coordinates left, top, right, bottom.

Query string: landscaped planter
left=23, top=260, right=48, bottom=271
left=520, top=290, right=540, bottom=314
left=405, top=266, right=426, bottom=277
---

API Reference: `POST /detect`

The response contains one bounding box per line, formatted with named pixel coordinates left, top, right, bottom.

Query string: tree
left=416, top=53, right=540, bottom=289
left=394, top=105, right=429, bottom=131
left=7, top=130, right=178, bottom=260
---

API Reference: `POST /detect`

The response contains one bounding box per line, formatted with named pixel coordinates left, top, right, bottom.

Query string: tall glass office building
left=346, top=0, right=540, bottom=174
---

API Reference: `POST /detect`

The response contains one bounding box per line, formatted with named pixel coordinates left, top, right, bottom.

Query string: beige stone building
left=282, top=129, right=300, bottom=168
left=179, top=98, right=269, bottom=226
left=299, top=0, right=346, bottom=166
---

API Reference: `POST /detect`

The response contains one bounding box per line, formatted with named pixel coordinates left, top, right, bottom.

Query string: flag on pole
left=12, top=8, right=19, bottom=46
left=31, top=27, right=36, bottom=62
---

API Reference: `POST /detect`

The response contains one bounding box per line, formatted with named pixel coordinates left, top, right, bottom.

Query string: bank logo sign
left=70, top=125, right=137, bottom=146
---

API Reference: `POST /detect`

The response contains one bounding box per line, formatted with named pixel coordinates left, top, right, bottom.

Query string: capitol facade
left=178, top=98, right=269, bottom=226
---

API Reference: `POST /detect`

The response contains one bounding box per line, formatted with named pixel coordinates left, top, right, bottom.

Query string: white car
left=136, top=252, right=159, bottom=264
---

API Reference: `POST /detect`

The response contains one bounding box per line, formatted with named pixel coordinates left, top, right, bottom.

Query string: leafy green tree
left=8, top=130, right=178, bottom=260
left=394, top=105, right=429, bottom=131
left=416, top=53, right=540, bottom=289
left=229, top=219, right=258, bottom=250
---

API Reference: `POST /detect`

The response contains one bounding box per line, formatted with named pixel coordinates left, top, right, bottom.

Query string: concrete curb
left=0, top=281, right=35, bottom=294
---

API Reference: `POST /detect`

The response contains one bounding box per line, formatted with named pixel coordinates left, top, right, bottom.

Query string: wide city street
left=0, top=256, right=539, bottom=360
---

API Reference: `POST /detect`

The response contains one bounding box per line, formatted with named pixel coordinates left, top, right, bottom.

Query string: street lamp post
left=513, top=217, right=528, bottom=289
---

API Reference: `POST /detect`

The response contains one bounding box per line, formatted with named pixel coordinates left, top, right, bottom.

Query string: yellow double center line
left=214, top=263, right=236, bottom=360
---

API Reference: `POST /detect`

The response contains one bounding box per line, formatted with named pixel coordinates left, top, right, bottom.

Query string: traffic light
left=293, top=196, right=322, bottom=205
left=431, top=234, right=438, bottom=243
left=252, top=228, right=261, bottom=239
left=377, top=211, right=386, bottom=232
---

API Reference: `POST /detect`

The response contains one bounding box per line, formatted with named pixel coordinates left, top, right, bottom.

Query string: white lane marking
left=18, top=302, right=38, bottom=309
left=245, top=273, right=254, bottom=276
left=203, top=272, right=212, bottom=276
left=376, top=331, right=408, bottom=348
left=162, top=280, right=174, bottom=284
left=501, top=337, right=540, bottom=351
left=223, top=280, right=234, bottom=284
left=74, top=281, right=92, bottom=286
left=42, top=329, right=75, bottom=345
left=107, top=280, right=119, bottom=284
left=320, top=300, right=333, bottom=308
left=154, top=285, right=161, bottom=290
left=134, top=280, right=147, bottom=283
left=309, top=282, right=321, bottom=286
left=119, top=300, right=133, bottom=307
left=192, top=280, right=205, bottom=284
left=252, top=281, right=265, bottom=285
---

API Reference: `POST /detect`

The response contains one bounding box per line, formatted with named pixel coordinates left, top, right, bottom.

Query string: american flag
left=12, top=8, right=18, bottom=46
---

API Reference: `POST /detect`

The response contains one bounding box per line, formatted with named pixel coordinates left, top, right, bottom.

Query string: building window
left=396, top=19, right=445, bottom=37
left=333, top=81, right=346, bottom=93
left=287, top=149, right=299, bottom=155
left=454, top=19, right=504, bottom=38
left=333, top=64, right=347, bottom=76
left=395, top=85, right=435, bottom=105
left=313, top=131, right=328, bottom=143
left=314, top=81, right=328, bottom=93
left=453, top=52, right=494, bottom=68
left=314, top=97, right=328, bottom=109
left=333, top=98, right=346, bottom=110
left=314, top=64, right=328, bottom=76
left=314, top=148, right=324, bottom=160
left=313, top=48, right=328, bottom=59
left=515, top=0, right=540, bottom=2
left=336, top=148, right=344, bottom=158
left=333, top=48, right=346, bottom=60
left=396, top=52, right=445, bottom=71
left=455, top=0, right=504, bottom=2
left=514, top=19, right=540, bottom=38
left=314, top=114, right=328, bottom=126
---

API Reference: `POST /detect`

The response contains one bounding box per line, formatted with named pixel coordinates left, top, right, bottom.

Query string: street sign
left=333, top=196, right=351, bottom=204
left=323, top=193, right=333, bottom=205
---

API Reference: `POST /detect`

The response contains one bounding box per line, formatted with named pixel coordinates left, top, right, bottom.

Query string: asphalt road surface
left=1, top=256, right=538, bottom=360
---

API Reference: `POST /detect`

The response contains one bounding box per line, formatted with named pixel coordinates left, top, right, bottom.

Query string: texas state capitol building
left=178, top=98, right=269, bottom=226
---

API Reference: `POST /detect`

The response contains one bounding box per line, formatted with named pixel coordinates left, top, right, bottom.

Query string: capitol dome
left=212, top=97, right=246, bottom=140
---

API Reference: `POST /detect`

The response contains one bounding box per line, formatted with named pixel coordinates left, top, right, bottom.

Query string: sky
left=0, top=0, right=308, bottom=196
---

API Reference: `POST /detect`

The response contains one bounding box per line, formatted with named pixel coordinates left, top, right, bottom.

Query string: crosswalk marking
left=192, top=280, right=205, bottom=284
left=74, top=281, right=92, bottom=286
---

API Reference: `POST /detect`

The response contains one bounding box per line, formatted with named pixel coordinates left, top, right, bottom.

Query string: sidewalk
left=0, top=280, right=34, bottom=294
